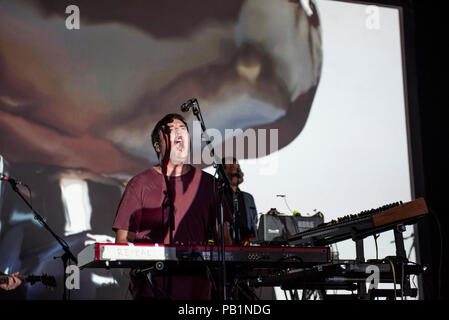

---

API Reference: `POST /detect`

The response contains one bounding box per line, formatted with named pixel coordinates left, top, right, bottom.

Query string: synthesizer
left=77, top=243, right=331, bottom=270
left=247, top=260, right=424, bottom=295
left=288, top=198, right=428, bottom=246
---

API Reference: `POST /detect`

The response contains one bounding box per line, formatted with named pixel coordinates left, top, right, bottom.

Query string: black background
left=401, top=0, right=446, bottom=300
left=366, top=0, right=448, bottom=300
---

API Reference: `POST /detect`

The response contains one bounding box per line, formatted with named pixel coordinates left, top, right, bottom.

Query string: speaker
left=256, top=212, right=324, bottom=244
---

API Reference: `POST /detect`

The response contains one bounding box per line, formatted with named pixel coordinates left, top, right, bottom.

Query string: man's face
left=224, top=161, right=243, bottom=186
left=157, top=119, right=190, bottom=165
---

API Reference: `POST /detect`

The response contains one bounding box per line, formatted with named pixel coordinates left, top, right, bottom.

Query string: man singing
left=112, top=113, right=232, bottom=300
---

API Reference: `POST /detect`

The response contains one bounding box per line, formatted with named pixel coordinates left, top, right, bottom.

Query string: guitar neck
left=0, top=274, right=56, bottom=288
left=0, top=274, right=28, bottom=284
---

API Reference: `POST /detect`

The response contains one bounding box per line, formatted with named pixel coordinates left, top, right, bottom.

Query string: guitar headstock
left=26, top=274, right=57, bottom=289
left=40, top=274, right=57, bottom=288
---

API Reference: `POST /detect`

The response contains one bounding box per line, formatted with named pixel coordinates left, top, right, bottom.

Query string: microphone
left=180, top=98, right=198, bottom=112
left=0, top=173, right=26, bottom=186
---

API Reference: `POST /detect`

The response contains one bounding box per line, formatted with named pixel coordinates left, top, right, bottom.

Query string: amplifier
left=256, top=211, right=324, bottom=244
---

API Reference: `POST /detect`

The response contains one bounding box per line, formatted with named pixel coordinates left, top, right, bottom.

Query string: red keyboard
left=78, top=243, right=330, bottom=270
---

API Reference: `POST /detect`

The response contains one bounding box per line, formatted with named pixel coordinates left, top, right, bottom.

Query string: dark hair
left=221, top=156, right=237, bottom=165
left=151, top=113, right=188, bottom=156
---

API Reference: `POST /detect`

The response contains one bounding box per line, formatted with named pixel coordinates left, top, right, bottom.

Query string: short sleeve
left=112, top=181, right=141, bottom=233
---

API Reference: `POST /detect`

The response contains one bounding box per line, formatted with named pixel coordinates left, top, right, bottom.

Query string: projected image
left=0, top=0, right=416, bottom=300
left=218, top=0, right=416, bottom=299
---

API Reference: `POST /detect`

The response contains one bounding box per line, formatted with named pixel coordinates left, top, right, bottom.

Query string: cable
left=146, top=271, right=167, bottom=299
left=283, top=197, right=294, bottom=214
left=385, top=258, right=397, bottom=300
left=401, top=262, right=405, bottom=301
left=232, top=276, right=260, bottom=300
left=333, top=243, right=340, bottom=262
left=276, top=195, right=294, bottom=214
left=194, top=252, right=218, bottom=295
left=407, top=234, right=415, bottom=261
left=373, top=234, right=379, bottom=260
left=411, top=275, right=417, bottom=293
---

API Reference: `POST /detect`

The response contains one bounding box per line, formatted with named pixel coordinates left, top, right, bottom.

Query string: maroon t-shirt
left=112, top=165, right=230, bottom=300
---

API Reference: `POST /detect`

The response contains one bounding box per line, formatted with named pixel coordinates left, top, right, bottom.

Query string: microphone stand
left=232, top=191, right=240, bottom=244
left=4, top=179, right=77, bottom=300
left=189, top=101, right=231, bottom=301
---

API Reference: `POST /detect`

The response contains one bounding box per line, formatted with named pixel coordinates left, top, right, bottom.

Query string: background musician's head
left=223, top=157, right=244, bottom=191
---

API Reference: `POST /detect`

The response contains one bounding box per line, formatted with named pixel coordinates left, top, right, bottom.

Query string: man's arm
left=113, top=180, right=140, bottom=244
left=224, top=223, right=232, bottom=245
left=115, top=230, right=136, bottom=243
left=243, top=192, right=259, bottom=234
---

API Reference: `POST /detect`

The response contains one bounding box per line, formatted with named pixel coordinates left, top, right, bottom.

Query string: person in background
left=222, top=157, right=258, bottom=245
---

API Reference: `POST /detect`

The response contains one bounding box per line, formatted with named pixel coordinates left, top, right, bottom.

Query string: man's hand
left=84, top=233, right=115, bottom=246
left=115, top=230, right=136, bottom=243
left=217, top=223, right=233, bottom=246
left=0, top=272, right=22, bottom=291
left=224, top=223, right=232, bottom=245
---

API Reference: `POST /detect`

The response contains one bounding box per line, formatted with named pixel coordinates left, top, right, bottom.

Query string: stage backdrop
left=0, top=0, right=415, bottom=299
